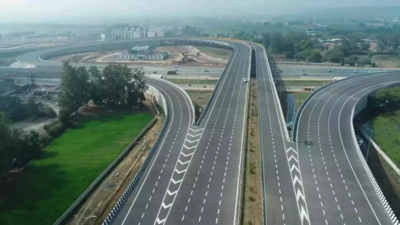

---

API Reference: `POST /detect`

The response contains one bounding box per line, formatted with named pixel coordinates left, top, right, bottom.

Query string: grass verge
left=371, top=111, right=400, bottom=168
left=293, top=92, right=312, bottom=109
left=0, top=112, right=153, bottom=225
left=282, top=80, right=332, bottom=87
left=196, top=46, right=232, bottom=61
left=241, top=82, right=262, bottom=225
left=166, top=78, right=218, bottom=85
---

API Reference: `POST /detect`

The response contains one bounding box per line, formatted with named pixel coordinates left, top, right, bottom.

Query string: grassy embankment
left=242, top=82, right=262, bottom=225
left=0, top=112, right=153, bottom=225
left=293, top=92, right=312, bottom=109
left=369, top=111, right=400, bottom=213
left=371, top=111, right=400, bottom=168
left=196, top=46, right=232, bottom=61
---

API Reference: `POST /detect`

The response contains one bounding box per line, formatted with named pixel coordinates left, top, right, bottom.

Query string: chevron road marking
left=189, top=128, right=203, bottom=133
left=162, top=202, right=173, bottom=209
left=187, top=133, right=202, bottom=138
left=171, top=178, right=183, bottom=184
left=185, top=139, right=199, bottom=143
left=174, top=168, right=187, bottom=174
left=181, top=152, right=194, bottom=157
left=155, top=217, right=166, bottom=224
left=178, top=159, right=190, bottom=165
left=286, top=146, right=310, bottom=225
left=183, top=144, right=196, bottom=150
left=167, top=189, right=178, bottom=196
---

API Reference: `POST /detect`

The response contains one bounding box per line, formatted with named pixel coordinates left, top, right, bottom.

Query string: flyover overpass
left=12, top=38, right=400, bottom=225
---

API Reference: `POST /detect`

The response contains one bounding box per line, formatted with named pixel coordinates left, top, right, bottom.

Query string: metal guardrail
left=53, top=117, right=158, bottom=225
left=101, top=93, right=170, bottom=225
left=195, top=44, right=236, bottom=126
left=291, top=71, right=399, bottom=142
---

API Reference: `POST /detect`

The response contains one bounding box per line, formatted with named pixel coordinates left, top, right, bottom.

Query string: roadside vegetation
left=0, top=63, right=151, bottom=225
left=210, top=18, right=400, bottom=68
left=241, top=81, right=262, bottom=225
left=293, top=92, right=312, bottom=109
left=166, top=78, right=218, bottom=85
left=0, top=111, right=152, bottom=225
left=282, top=79, right=332, bottom=87
left=196, top=46, right=232, bottom=60
left=369, top=86, right=400, bottom=168
left=185, top=90, right=212, bottom=120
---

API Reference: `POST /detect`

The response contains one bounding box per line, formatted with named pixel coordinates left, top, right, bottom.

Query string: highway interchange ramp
left=11, top=38, right=400, bottom=225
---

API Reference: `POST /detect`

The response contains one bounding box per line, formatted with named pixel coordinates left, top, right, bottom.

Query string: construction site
left=51, top=45, right=231, bottom=68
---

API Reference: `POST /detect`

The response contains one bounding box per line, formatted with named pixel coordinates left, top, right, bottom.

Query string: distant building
left=147, top=26, right=165, bottom=38
left=116, top=46, right=168, bottom=60
left=111, top=27, right=147, bottom=40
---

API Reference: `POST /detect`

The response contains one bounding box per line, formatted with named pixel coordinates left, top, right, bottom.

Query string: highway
left=110, top=77, right=195, bottom=225
left=294, top=72, right=400, bottom=225
left=10, top=37, right=400, bottom=225
left=13, top=38, right=250, bottom=225
left=159, top=41, right=250, bottom=225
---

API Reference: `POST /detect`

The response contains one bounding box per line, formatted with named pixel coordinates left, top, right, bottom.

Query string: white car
left=243, top=78, right=247, bottom=83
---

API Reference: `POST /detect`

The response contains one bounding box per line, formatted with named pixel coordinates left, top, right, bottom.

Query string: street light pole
left=197, top=68, right=200, bottom=103
left=366, top=128, right=373, bottom=160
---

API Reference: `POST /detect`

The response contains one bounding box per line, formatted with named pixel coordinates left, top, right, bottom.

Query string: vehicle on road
left=243, top=78, right=247, bottom=83
left=302, top=72, right=307, bottom=76
left=204, top=70, right=209, bottom=72
left=153, top=71, right=158, bottom=74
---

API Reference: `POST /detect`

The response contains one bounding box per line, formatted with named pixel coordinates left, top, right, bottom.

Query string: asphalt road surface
left=278, top=64, right=398, bottom=78
left=295, top=72, right=400, bottom=225
left=110, top=77, right=195, bottom=225
left=249, top=43, right=305, bottom=225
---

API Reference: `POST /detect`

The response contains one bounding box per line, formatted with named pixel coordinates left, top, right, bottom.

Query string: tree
left=325, top=47, right=345, bottom=63
left=268, top=32, right=285, bottom=54
left=27, top=97, right=40, bottom=117
left=58, top=62, right=93, bottom=112
left=44, top=106, right=57, bottom=118
left=307, top=50, right=323, bottom=62
left=0, top=112, right=42, bottom=178
left=90, top=64, right=147, bottom=108
left=0, top=95, right=29, bottom=121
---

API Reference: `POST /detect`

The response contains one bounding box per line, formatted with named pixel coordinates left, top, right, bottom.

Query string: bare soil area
left=50, top=46, right=229, bottom=68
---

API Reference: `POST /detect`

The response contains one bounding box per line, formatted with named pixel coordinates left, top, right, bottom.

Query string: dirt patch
left=65, top=103, right=164, bottom=225
left=241, top=81, right=262, bottom=225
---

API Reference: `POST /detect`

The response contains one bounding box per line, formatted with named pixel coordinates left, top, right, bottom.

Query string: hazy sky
left=1, top=0, right=400, bottom=23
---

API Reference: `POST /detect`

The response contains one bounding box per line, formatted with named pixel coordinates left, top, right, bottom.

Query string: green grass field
left=282, top=80, right=332, bottom=87
left=293, top=92, right=312, bottom=109
left=0, top=112, right=153, bottom=225
left=167, top=78, right=218, bottom=85
left=371, top=111, right=400, bottom=167
left=196, top=46, right=232, bottom=60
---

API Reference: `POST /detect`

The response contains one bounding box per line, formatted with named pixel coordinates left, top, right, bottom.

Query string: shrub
left=45, top=106, right=57, bottom=118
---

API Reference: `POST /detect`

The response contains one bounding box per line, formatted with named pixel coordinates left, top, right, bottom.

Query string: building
left=116, top=46, right=168, bottom=60
left=111, top=27, right=147, bottom=40
left=147, top=26, right=165, bottom=38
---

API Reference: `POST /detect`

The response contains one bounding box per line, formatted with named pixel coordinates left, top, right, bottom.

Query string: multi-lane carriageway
left=15, top=38, right=400, bottom=225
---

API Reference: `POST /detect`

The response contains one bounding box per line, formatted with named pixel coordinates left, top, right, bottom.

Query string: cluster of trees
left=0, top=112, right=42, bottom=179
left=58, top=63, right=147, bottom=124
left=255, top=32, right=325, bottom=62
left=0, top=95, right=56, bottom=122
left=231, top=30, right=379, bottom=65
left=369, top=86, right=400, bottom=110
